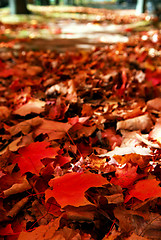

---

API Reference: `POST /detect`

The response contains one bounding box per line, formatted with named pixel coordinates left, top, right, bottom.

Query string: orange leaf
left=14, top=141, right=58, bottom=175
left=45, top=172, right=108, bottom=208
left=125, top=178, right=161, bottom=202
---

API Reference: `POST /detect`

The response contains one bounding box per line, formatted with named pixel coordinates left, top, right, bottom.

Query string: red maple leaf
left=110, top=164, right=139, bottom=189
left=0, top=60, right=5, bottom=69
left=14, top=141, right=59, bottom=175
left=114, top=68, right=127, bottom=97
left=101, top=128, right=122, bottom=150
left=54, top=155, right=71, bottom=167
left=0, top=68, right=14, bottom=78
left=0, top=224, right=13, bottom=236
left=45, top=172, right=108, bottom=208
left=125, top=178, right=161, bottom=203
left=146, top=69, right=161, bottom=86
left=0, top=170, right=5, bottom=178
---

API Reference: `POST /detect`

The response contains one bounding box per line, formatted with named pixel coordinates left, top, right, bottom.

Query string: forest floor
left=0, top=4, right=161, bottom=240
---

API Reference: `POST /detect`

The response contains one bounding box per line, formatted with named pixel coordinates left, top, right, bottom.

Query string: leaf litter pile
left=0, top=28, right=161, bottom=240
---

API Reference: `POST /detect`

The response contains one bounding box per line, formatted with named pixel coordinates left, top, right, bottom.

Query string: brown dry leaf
left=9, top=117, right=42, bottom=136
left=51, top=226, right=81, bottom=240
left=0, top=106, right=10, bottom=119
left=17, top=133, right=34, bottom=148
left=68, top=123, right=96, bottom=140
left=0, top=133, right=34, bottom=155
left=34, top=119, right=72, bottom=140
left=0, top=134, right=34, bottom=157
left=117, top=114, right=153, bottom=132
left=0, top=137, right=22, bottom=156
left=31, top=199, right=53, bottom=225
left=81, top=103, right=93, bottom=117
left=63, top=205, right=96, bottom=222
left=105, top=193, right=124, bottom=204
left=18, top=217, right=61, bottom=240
left=26, top=66, right=43, bottom=76
left=13, top=99, right=46, bottom=116
left=114, top=207, right=161, bottom=239
left=147, top=98, right=161, bottom=112
left=125, top=233, right=148, bottom=239
left=102, top=228, right=121, bottom=240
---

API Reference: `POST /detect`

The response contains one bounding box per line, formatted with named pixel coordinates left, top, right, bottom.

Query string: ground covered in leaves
left=0, top=9, right=161, bottom=240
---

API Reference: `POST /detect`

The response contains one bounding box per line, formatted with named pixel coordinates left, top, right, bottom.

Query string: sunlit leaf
left=45, top=172, right=108, bottom=207
left=13, top=99, right=46, bottom=116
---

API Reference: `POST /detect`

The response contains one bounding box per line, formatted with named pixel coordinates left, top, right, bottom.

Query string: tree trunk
left=9, top=0, right=30, bottom=14
left=136, top=0, right=146, bottom=14
left=67, top=0, right=75, bottom=5
left=35, top=0, right=50, bottom=5
left=55, top=0, right=60, bottom=5
left=40, top=0, right=50, bottom=5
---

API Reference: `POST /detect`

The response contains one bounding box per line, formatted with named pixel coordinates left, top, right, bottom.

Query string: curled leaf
left=117, top=114, right=153, bottom=132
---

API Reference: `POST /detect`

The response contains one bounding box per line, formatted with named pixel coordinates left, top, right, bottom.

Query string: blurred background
left=0, top=0, right=161, bottom=16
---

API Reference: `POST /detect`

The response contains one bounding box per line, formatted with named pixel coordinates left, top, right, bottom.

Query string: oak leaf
left=45, top=172, right=108, bottom=208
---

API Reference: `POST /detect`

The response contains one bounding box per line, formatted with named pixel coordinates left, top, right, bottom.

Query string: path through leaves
left=0, top=17, right=161, bottom=240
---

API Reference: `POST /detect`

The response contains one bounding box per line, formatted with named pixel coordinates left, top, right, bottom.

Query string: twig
left=7, top=196, right=30, bottom=219
left=3, top=178, right=31, bottom=197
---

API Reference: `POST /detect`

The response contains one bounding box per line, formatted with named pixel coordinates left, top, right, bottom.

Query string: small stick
left=7, top=196, right=30, bottom=219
